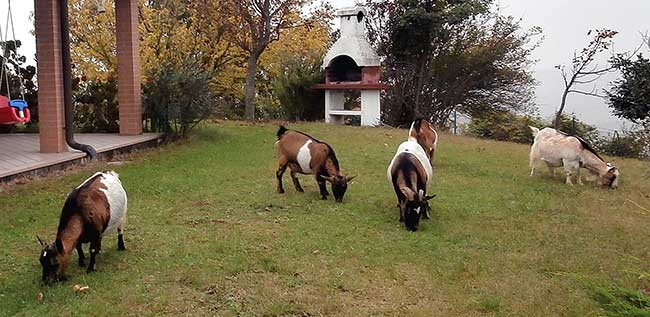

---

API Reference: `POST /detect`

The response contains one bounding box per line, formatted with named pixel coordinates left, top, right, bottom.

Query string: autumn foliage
left=67, top=0, right=331, bottom=130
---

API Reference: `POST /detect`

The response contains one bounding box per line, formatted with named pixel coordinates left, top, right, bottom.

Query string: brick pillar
left=35, top=0, right=67, bottom=153
left=116, top=0, right=143, bottom=135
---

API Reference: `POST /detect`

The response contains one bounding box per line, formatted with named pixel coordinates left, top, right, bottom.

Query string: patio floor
left=0, top=133, right=163, bottom=180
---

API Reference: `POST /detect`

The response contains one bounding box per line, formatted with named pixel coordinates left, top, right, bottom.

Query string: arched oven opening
left=327, top=55, right=362, bottom=83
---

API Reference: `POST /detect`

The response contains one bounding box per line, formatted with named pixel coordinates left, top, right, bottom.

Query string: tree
left=224, top=0, right=323, bottom=120
left=69, top=0, right=117, bottom=81
left=258, top=19, right=330, bottom=120
left=365, top=0, right=540, bottom=127
left=554, top=29, right=618, bottom=129
left=70, top=0, right=235, bottom=83
left=607, top=53, right=650, bottom=122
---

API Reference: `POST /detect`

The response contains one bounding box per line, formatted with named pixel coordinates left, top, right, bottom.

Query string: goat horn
left=36, top=235, right=45, bottom=246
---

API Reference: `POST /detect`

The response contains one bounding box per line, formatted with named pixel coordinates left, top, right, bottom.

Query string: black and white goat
left=388, top=120, right=436, bottom=231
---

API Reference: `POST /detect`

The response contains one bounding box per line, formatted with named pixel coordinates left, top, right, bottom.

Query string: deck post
left=34, top=0, right=67, bottom=153
left=116, top=0, right=143, bottom=135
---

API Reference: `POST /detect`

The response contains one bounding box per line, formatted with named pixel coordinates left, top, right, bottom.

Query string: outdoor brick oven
left=313, top=6, right=387, bottom=126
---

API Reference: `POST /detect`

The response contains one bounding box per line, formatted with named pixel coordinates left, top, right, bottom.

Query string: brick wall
left=116, top=0, right=143, bottom=135
left=35, top=0, right=67, bottom=153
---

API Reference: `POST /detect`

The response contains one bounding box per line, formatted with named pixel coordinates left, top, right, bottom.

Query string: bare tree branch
left=567, top=89, right=606, bottom=98
left=574, top=75, right=603, bottom=85
left=554, top=29, right=618, bottom=128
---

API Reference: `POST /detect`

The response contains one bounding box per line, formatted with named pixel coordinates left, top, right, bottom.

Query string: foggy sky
left=8, top=0, right=650, bottom=132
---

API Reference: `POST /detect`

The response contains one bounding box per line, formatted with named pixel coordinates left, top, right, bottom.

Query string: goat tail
left=277, top=125, right=288, bottom=140
left=529, top=126, right=540, bottom=138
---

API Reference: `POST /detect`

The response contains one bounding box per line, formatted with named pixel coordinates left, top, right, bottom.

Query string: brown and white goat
left=529, top=126, right=619, bottom=188
left=276, top=126, right=355, bottom=202
left=408, top=118, right=438, bottom=164
left=388, top=119, right=436, bottom=231
left=38, top=171, right=127, bottom=284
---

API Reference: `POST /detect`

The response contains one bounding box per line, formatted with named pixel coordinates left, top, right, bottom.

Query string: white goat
left=529, top=126, right=619, bottom=188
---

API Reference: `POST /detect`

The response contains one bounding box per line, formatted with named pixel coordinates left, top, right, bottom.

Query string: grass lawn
left=1, top=121, right=649, bottom=316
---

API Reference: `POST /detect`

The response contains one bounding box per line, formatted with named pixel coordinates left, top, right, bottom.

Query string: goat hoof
left=277, top=189, right=285, bottom=194
left=86, top=267, right=95, bottom=274
left=296, top=188, right=304, bottom=193
left=321, top=196, right=327, bottom=200
left=78, top=260, right=85, bottom=267
left=118, top=245, right=126, bottom=251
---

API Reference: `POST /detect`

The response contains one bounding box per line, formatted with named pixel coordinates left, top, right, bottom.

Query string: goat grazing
left=276, top=126, right=355, bottom=202
left=529, top=126, right=619, bottom=188
left=38, top=171, right=127, bottom=284
left=388, top=119, right=436, bottom=231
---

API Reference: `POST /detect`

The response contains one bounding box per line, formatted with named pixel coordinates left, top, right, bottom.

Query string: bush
left=271, top=53, right=324, bottom=121
left=74, top=78, right=119, bottom=133
left=466, top=111, right=545, bottom=144
left=600, top=125, right=650, bottom=159
left=143, top=58, right=217, bottom=138
left=467, top=112, right=605, bottom=147
left=556, top=114, right=602, bottom=146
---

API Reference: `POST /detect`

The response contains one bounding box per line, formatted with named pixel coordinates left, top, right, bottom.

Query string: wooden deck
left=0, top=133, right=163, bottom=181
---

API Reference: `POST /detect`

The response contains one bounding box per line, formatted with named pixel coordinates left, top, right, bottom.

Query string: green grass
left=1, top=121, right=649, bottom=316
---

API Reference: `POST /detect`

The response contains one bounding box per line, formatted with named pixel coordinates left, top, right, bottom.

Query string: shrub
left=466, top=111, right=545, bottom=144
left=467, top=112, right=604, bottom=146
left=143, top=58, right=217, bottom=138
left=271, top=53, right=324, bottom=121
left=600, top=124, right=650, bottom=159
left=74, top=78, right=120, bottom=133
left=556, top=114, right=602, bottom=146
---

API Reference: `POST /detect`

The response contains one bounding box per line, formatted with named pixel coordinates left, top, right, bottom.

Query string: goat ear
left=423, top=194, right=436, bottom=201
left=399, top=187, right=415, bottom=201
left=55, top=238, right=64, bottom=253
left=36, top=235, right=45, bottom=247
left=345, top=175, right=357, bottom=182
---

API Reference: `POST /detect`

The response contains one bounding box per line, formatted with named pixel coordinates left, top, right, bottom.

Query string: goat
left=388, top=120, right=436, bottom=231
left=408, top=118, right=438, bottom=163
left=276, top=126, right=355, bottom=202
left=529, top=126, right=619, bottom=188
left=38, top=171, right=127, bottom=284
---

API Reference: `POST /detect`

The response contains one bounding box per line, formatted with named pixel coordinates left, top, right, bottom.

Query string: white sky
left=1, top=1, right=34, bottom=62
left=7, top=0, right=650, bottom=132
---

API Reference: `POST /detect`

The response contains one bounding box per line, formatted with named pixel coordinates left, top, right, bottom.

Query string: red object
left=0, top=96, right=31, bottom=125
left=312, top=83, right=390, bottom=90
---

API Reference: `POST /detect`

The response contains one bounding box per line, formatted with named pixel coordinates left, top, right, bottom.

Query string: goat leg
left=76, top=242, right=85, bottom=267
left=317, top=176, right=329, bottom=200
left=276, top=162, right=288, bottom=194
left=87, top=238, right=102, bottom=273
left=117, top=226, right=126, bottom=251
